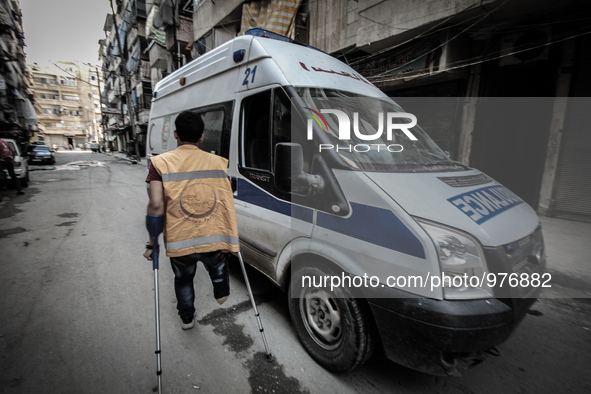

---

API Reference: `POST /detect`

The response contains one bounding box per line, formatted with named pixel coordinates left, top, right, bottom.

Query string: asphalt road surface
left=0, top=151, right=590, bottom=393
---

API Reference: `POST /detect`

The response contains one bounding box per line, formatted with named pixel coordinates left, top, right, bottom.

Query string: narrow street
left=0, top=150, right=590, bottom=393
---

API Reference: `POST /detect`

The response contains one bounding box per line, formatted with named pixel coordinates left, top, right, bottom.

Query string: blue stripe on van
left=235, top=179, right=313, bottom=222
left=236, top=179, right=424, bottom=258
left=317, top=203, right=425, bottom=259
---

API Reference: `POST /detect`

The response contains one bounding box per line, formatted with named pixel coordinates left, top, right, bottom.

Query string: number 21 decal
left=243, top=66, right=257, bottom=86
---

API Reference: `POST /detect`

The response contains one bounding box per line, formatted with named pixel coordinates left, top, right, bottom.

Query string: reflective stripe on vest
left=167, top=234, right=240, bottom=251
left=161, top=169, right=228, bottom=182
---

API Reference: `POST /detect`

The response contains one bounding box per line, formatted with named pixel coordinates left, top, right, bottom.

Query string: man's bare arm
left=147, top=180, right=165, bottom=216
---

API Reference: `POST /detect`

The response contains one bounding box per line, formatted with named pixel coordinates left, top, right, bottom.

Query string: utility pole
left=109, top=0, right=141, bottom=161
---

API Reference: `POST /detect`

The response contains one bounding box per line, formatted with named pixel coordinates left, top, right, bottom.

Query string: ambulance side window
left=199, top=109, right=224, bottom=155
left=272, top=89, right=291, bottom=149
left=189, top=101, right=233, bottom=159
left=240, top=88, right=292, bottom=198
left=242, top=89, right=291, bottom=172
left=243, top=90, right=272, bottom=171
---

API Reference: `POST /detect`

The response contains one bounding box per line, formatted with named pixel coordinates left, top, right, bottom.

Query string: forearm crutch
left=146, top=215, right=165, bottom=394
left=235, top=251, right=274, bottom=362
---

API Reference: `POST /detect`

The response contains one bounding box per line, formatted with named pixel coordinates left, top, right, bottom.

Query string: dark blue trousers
left=169, top=251, right=229, bottom=320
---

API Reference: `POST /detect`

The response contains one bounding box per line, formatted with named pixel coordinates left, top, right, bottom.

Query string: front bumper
left=367, top=226, right=545, bottom=376
left=368, top=295, right=537, bottom=376
left=29, top=156, right=53, bottom=164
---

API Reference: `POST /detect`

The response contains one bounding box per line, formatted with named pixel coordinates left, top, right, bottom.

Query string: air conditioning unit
left=499, top=28, right=550, bottom=66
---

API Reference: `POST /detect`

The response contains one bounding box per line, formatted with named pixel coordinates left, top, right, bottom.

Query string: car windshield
left=34, top=146, right=50, bottom=152
left=296, top=88, right=464, bottom=172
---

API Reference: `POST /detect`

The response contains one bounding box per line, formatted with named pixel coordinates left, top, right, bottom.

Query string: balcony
left=107, top=88, right=121, bottom=105
left=149, top=43, right=170, bottom=69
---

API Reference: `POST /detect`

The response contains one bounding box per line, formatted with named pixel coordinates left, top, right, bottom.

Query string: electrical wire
left=362, top=0, right=509, bottom=79
left=368, top=28, right=591, bottom=85
left=356, top=0, right=480, bottom=31
left=348, top=1, right=502, bottom=67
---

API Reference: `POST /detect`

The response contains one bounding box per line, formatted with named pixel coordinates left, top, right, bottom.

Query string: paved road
left=0, top=151, right=590, bottom=393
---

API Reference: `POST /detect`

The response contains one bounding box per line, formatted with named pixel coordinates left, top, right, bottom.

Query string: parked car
left=27, top=144, right=55, bottom=165
left=89, top=142, right=100, bottom=153
left=2, top=138, right=29, bottom=188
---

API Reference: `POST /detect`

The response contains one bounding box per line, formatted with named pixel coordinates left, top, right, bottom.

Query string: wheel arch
left=275, top=237, right=363, bottom=291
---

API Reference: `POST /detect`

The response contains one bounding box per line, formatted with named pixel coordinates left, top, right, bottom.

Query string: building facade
left=306, top=0, right=591, bottom=222
left=0, top=0, right=36, bottom=150
left=99, top=0, right=591, bottom=221
left=100, top=0, right=194, bottom=156
left=29, top=61, right=103, bottom=150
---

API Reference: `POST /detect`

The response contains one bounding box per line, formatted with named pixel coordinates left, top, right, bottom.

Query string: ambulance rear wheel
left=289, top=265, right=375, bottom=372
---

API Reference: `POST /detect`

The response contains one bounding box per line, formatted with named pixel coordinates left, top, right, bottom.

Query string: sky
left=20, top=0, right=113, bottom=67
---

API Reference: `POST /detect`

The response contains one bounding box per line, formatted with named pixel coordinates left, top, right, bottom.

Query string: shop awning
left=126, top=42, right=141, bottom=72
left=240, top=0, right=302, bottom=40
left=24, top=98, right=37, bottom=126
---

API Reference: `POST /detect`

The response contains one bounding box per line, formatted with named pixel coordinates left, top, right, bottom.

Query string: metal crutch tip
left=266, top=353, right=274, bottom=363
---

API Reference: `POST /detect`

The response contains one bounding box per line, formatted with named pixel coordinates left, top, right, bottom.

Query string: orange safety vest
left=150, top=145, right=240, bottom=257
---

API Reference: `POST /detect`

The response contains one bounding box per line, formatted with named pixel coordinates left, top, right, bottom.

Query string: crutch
left=235, top=251, right=274, bottom=362
left=146, top=215, right=165, bottom=394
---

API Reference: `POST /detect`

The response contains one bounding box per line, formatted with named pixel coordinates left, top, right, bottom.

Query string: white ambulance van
left=147, top=30, right=546, bottom=376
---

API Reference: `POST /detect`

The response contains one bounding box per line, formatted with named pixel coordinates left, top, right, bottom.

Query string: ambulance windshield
left=296, top=87, right=464, bottom=172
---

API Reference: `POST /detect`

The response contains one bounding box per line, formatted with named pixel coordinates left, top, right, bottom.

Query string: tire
left=288, top=265, right=375, bottom=372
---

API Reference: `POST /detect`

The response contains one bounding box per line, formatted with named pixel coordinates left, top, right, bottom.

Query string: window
left=241, top=88, right=291, bottom=172
left=195, top=109, right=223, bottom=156
left=141, top=81, right=152, bottom=109
left=174, top=102, right=233, bottom=159
left=41, top=106, right=60, bottom=115
left=38, top=91, right=60, bottom=100
left=60, top=77, right=77, bottom=87
left=243, top=90, right=271, bottom=171
left=36, top=77, right=57, bottom=85
left=63, top=95, right=80, bottom=102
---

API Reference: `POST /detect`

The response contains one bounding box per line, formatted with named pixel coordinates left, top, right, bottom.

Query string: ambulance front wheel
left=288, top=265, right=375, bottom=372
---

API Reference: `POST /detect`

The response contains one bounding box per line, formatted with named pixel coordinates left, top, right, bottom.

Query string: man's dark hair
left=175, top=110, right=204, bottom=143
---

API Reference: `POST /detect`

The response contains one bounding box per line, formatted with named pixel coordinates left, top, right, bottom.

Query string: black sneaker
left=181, top=313, right=196, bottom=330
left=16, top=190, right=24, bottom=195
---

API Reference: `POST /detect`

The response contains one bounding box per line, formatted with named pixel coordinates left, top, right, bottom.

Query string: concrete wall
left=193, top=0, right=243, bottom=41
left=308, top=0, right=496, bottom=54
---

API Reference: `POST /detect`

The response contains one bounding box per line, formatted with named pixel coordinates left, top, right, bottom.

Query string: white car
left=2, top=138, right=29, bottom=188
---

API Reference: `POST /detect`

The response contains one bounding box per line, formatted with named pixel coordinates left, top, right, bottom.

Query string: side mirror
left=274, top=143, right=324, bottom=194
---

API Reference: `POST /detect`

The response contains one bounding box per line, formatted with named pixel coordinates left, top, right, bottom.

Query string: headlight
left=416, top=219, right=492, bottom=300
left=14, top=161, right=21, bottom=168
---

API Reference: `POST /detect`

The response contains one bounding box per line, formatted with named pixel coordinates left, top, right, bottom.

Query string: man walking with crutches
left=143, top=110, right=240, bottom=330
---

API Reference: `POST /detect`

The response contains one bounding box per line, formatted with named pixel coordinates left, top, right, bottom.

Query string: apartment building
left=29, top=61, right=103, bottom=149
left=100, top=0, right=191, bottom=155
left=0, top=0, right=36, bottom=149
left=99, top=0, right=590, bottom=221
